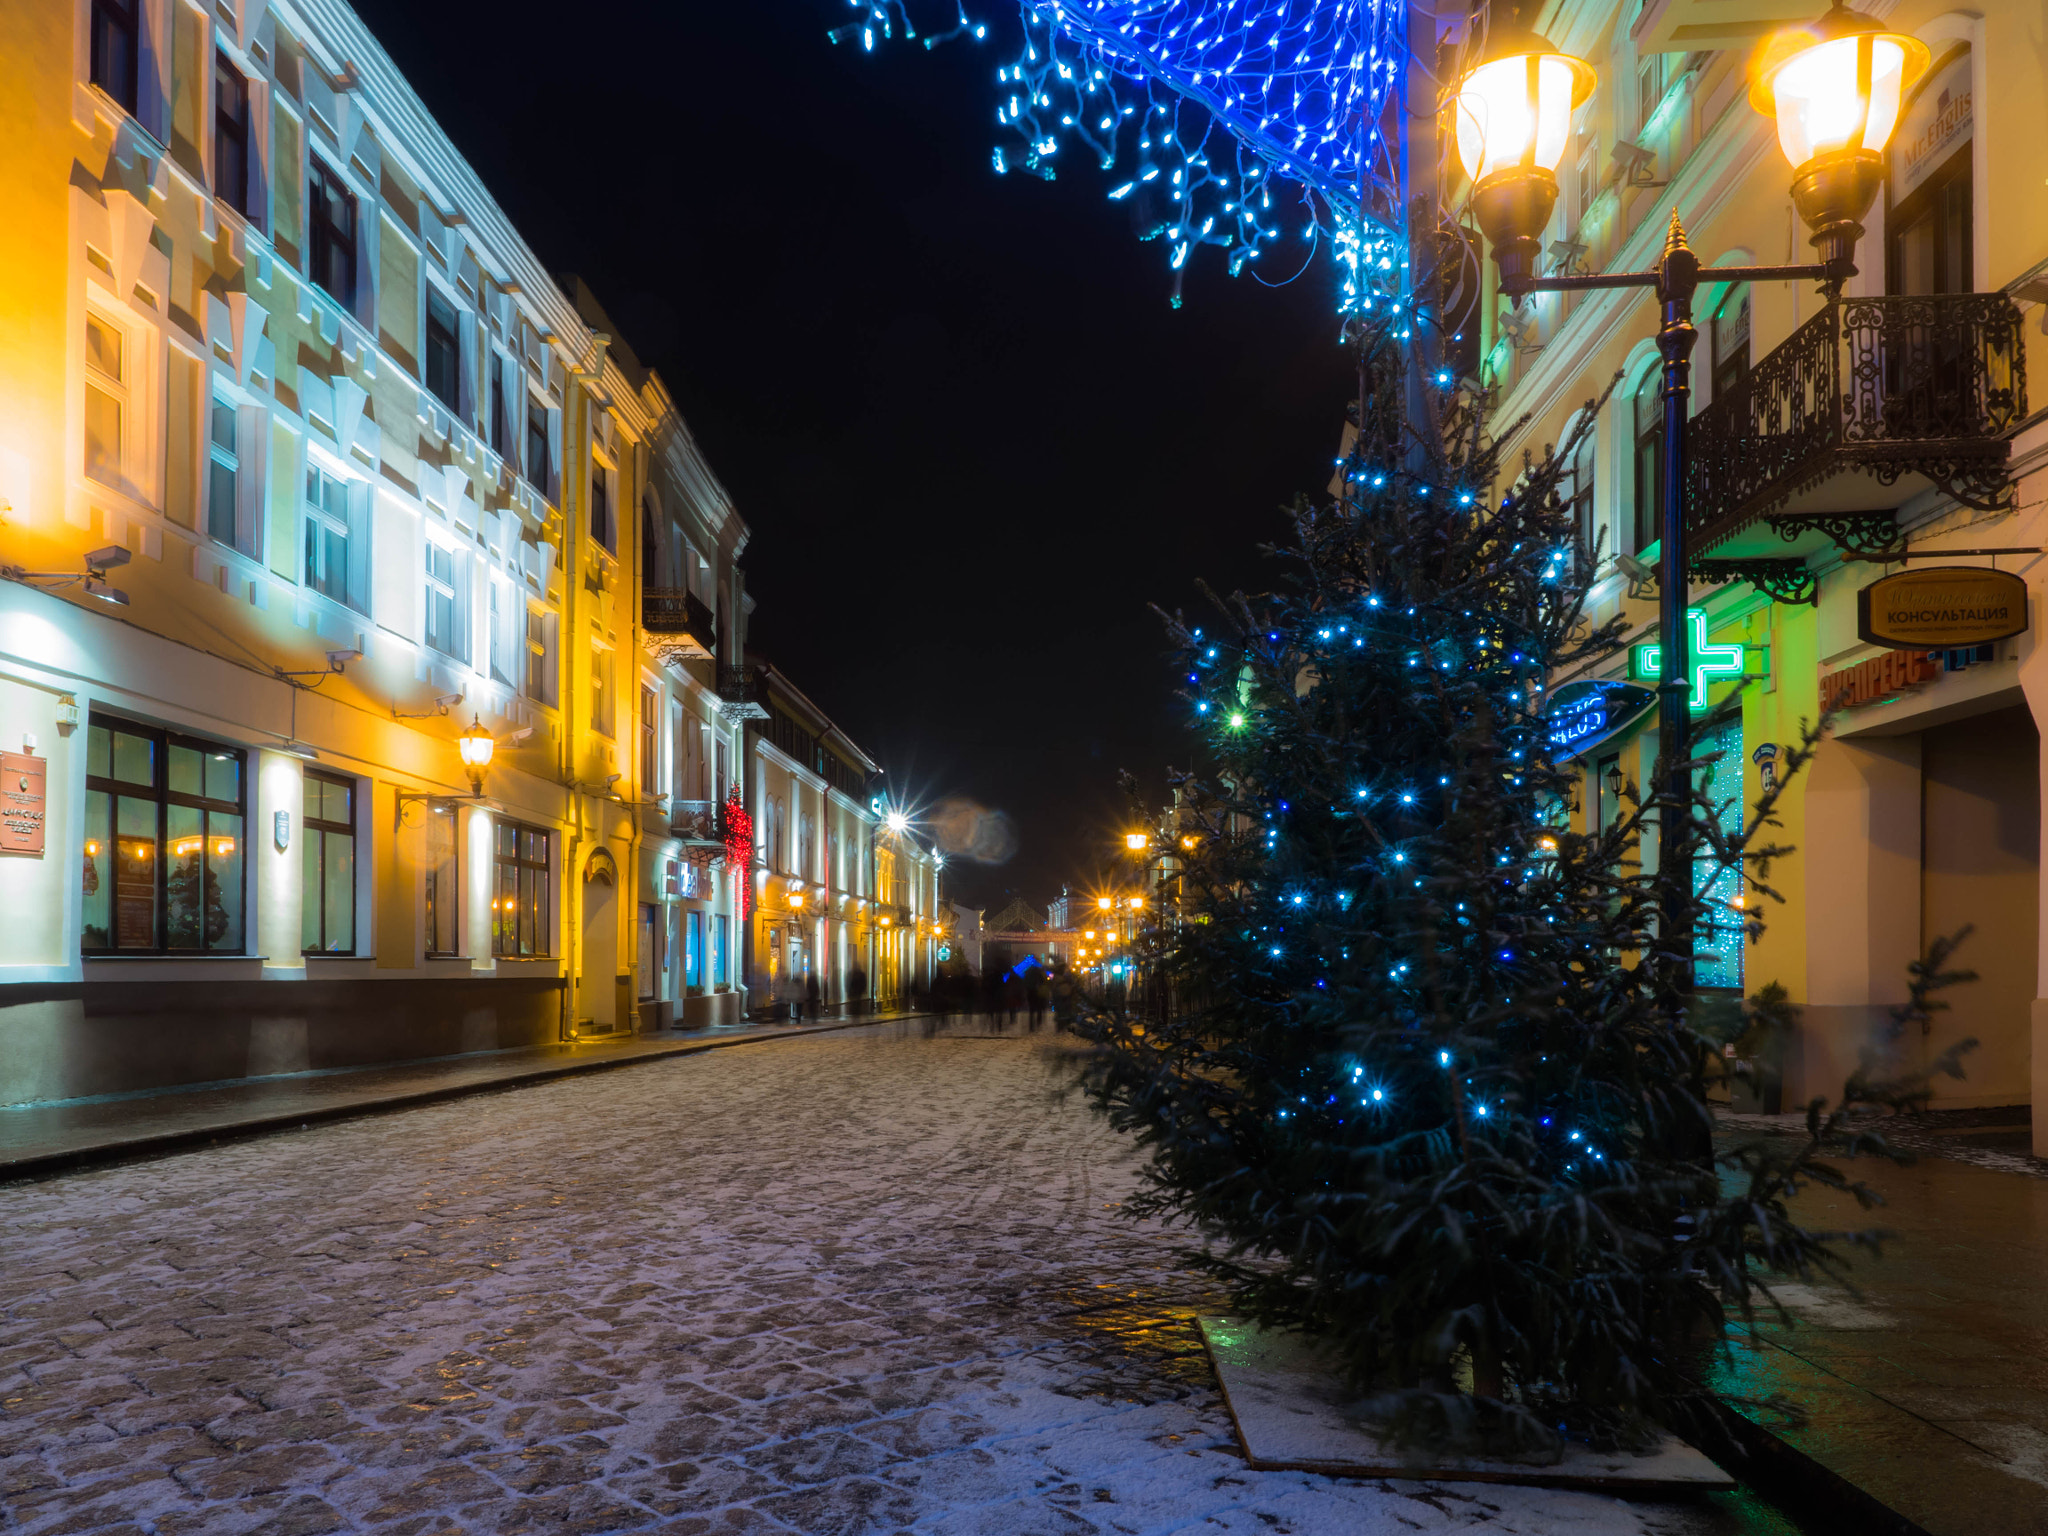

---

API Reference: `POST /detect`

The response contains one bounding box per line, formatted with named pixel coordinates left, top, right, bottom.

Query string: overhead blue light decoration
left=833, top=0, right=1408, bottom=311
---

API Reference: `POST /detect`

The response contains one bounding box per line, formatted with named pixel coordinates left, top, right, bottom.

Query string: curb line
left=0, top=1013, right=927, bottom=1184
left=1710, top=1399, right=1933, bottom=1536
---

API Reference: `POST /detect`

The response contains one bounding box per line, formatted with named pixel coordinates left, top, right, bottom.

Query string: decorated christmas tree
left=1075, top=313, right=1969, bottom=1454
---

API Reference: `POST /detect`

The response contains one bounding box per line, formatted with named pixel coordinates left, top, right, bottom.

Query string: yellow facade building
left=0, top=0, right=752, bottom=1097
left=1465, top=0, right=2048, bottom=1135
left=741, top=663, right=942, bottom=1016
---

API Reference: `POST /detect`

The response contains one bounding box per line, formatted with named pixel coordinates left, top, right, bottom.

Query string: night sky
left=349, top=0, right=1357, bottom=914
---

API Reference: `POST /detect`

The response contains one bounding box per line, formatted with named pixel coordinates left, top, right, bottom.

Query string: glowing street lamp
left=1450, top=1, right=1922, bottom=991
left=1452, top=19, right=1595, bottom=291
left=1124, top=831, right=1150, bottom=853
left=1751, top=4, right=1928, bottom=270
left=456, top=715, right=495, bottom=795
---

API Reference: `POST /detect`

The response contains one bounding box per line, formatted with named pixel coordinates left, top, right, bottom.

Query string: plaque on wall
left=0, top=750, right=46, bottom=855
left=1857, top=565, right=2028, bottom=649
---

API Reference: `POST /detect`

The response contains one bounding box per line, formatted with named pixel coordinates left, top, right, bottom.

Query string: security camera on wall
left=1615, top=552, right=1659, bottom=600
left=83, top=545, right=130, bottom=571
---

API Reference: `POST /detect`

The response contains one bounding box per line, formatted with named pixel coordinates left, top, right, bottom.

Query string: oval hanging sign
left=1544, top=679, right=1656, bottom=757
left=1857, top=566, right=2029, bottom=649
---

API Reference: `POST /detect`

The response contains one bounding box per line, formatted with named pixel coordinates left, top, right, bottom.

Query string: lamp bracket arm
left=1509, top=269, right=1659, bottom=298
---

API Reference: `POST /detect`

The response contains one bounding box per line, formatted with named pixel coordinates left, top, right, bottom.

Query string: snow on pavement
left=1, top=1020, right=1794, bottom=1535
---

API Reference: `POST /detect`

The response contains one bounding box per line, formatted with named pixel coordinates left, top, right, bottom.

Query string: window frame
left=424, top=285, right=462, bottom=412
left=1710, top=286, right=1752, bottom=404
left=303, top=459, right=355, bottom=607
left=523, top=603, right=552, bottom=703
left=206, top=386, right=243, bottom=550
left=492, top=820, right=552, bottom=958
left=301, top=768, right=357, bottom=956
left=423, top=537, right=463, bottom=662
left=1632, top=373, right=1663, bottom=556
left=213, top=50, right=252, bottom=219
left=639, top=682, right=660, bottom=795
left=590, top=462, right=612, bottom=551
left=424, top=804, right=462, bottom=958
left=306, top=157, right=359, bottom=312
left=81, top=712, right=248, bottom=956
left=89, top=0, right=139, bottom=116
left=590, top=642, right=613, bottom=738
left=83, top=305, right=132, bottom=493
left=524, top=394, right=551, bottom=496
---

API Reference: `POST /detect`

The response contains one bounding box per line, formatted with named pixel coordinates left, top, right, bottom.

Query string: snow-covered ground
left=2, top=1021, right=1796, bottom=1534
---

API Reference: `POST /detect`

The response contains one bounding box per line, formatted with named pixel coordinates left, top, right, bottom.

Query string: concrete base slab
left=1199, top=1317, right=1735, bottom=1493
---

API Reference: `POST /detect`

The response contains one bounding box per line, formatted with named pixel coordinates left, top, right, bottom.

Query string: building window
left=1711, top=287, right=1751, bottom=403
left=207, top=392, right=240, bottom=547
left=590, top=467, right=611, bottom=550
left=525, top=395, right=550, bottom=495
left=493, top=822, right=551, bottom=957
left=715, top=737, right=728, bottom=805
left=424, top=540, right=462, bottom=660
left=1563, top=426, right=1596, bottom=572
left=425, top=288, right=460, bottom=411
left=303, top=463, right=354, bottom=606
left=1889, top=146, right=1972, bottom=296
left=1574, top=143, right=1599, bottom=235
left=301, top=770, right=355, bottom=954
left=1636, top=54, right=1663, bottom=139
left=425, top=806, right=460, bottom=957
left=488, top=581, right=514, bottom=686
left=591, top=645, right=613, bottom=737
left=640, top=683, right=659, bottom=793
left=214, top=53, right=251, bottom=217
left=524, top=605, right=551, bottom=702
left=686, top=910, right=704, bottom=990
left=713, top=913, right=727, bottom=985
left=488, top=352, right=511, bottom=458
left=1632, top=373, right=1662, bottom=555
left=307, top=159, right=358, bottom=310
left=81, top=715, right=244, bottom=954
left=90, top=0, right=139, bottom=115
left=84, top=311, right=126, bottom=488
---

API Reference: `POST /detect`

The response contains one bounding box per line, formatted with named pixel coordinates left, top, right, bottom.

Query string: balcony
left=643, top=588, right=716, bottom=666
left=1686, top=294, right=2027, bottom=574
left=717, top=665, right=769, bottom=720
left=668, top=798, right=723, bottom=849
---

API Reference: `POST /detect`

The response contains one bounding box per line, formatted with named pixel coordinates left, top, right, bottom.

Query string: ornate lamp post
left=1452, top=2, right=1924, bottom=981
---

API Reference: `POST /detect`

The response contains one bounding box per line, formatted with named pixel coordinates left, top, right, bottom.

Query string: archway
left=580, top=853, right=618, bottom=1030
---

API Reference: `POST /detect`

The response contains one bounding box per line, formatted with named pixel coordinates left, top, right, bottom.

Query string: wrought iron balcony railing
left=1686, top=293, right=2026, bottom=555
left=643, top=588, right=716, bottom=664
left=668, top=798, right=722, bottom=846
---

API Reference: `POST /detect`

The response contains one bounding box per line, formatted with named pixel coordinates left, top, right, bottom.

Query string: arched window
left=1632, top=371, right=1662, bottom=555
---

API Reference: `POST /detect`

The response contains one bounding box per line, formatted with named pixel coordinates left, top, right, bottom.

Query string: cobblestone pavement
left=4, top=1021, right=1798, bottom=1536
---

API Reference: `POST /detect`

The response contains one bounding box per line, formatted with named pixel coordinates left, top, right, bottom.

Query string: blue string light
left=837, top=0, right=1407, bottom=310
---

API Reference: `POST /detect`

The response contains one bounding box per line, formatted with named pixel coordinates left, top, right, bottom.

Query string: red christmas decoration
left=722, top=786, right=754, bottom=921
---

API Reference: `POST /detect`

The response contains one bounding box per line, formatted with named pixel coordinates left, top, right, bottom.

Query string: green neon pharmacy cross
left=1630, top=608, right=1746, bottom=711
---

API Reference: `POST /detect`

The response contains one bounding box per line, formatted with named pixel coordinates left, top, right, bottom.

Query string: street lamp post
left=1453, top=2, right=1925, bottom=986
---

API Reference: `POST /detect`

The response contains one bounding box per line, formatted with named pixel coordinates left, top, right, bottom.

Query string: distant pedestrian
left=849, top=964, right=868, bottom=1017
left=1027, top=973, right=1046, bottom=1032
left=803, top=973, right=821, bottom=1021
left=1002, top=972, right=1023, bottom=1031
